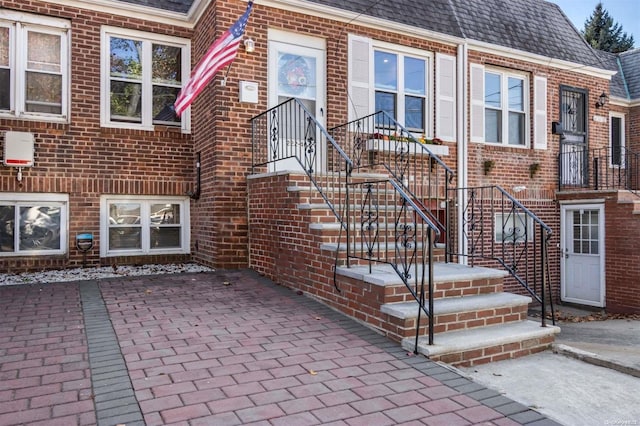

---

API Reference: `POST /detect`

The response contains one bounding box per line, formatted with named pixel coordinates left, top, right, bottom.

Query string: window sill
left=366, top=139, right=449, bottom=156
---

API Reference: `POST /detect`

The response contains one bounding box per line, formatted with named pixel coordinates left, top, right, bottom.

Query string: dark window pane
left=405, top=96, right=424, bottom=131
left=485, top=109, right=501, bottom=142
left=25, top=72, right=62, bottom=114
left=109, top=228, right=141, bottom=250
left=375, top=91, right=396, bottom=122
left=152, top=44, right=181, bottom=85
left=19, top=206, right=61, bottom=251
left=0, top=205, right=15, bottom=252
left=0, top=69, right=9, bottom=110
left=611, top=116, right=622, bottom=165
left=152, top=86, right=180, bottom=123
left=110, top=81, right=142, bottom=122
left=151, top=227, right=181, bottom=249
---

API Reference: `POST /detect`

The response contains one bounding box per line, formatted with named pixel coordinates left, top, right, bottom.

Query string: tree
left=582, top=2, right=634, bottom=53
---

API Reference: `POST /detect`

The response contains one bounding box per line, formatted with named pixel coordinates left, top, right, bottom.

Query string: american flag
left=174, top=1, right=254, bottom=116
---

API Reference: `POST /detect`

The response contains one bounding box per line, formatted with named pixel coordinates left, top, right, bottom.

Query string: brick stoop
left=248, top=171, right=559, bottom=368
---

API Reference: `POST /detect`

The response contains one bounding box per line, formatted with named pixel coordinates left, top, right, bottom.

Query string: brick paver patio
left=0, top=269, right=560, bottom=425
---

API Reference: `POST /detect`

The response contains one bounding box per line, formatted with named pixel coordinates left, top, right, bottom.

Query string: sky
left=548, top=0, right=640, bottom=45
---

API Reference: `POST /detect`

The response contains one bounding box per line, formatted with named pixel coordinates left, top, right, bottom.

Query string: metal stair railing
left=448, top=185, right=555, bottom=326
left=251, top=98, right=353, bottom=223
left=330, top=111, right=455, bottom=253
left=346, top=178, right=440, bottom=348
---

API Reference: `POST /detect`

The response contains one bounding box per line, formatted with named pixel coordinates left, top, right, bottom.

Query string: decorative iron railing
left=346, top=178, right=440, bottom=347
left=448, top=186, right=555, bottom=326
left=251, top=98, right=353, bottom=223
left=329, top=112, right=455, bottom=250
left=559, top=145, right=640, bottom=195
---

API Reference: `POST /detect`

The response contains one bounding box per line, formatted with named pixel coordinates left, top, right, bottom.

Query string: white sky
left=548, top=0, right=639, bottom=45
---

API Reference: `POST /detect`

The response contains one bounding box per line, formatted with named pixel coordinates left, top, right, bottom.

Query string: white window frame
left=483, top=68, right=529, bottom=147
left=495, top=212, right=533, bottom=244
left=100, top=195, right=191, bottom=257
left=609, top=111, right=626, bottom=168
left=100, top=26, right=191, bottom=133
left=372, top=41, right=432, bottom=137
left=0, top=193, right=69, bottom=256
left=0, top=10, right=70, bottom=123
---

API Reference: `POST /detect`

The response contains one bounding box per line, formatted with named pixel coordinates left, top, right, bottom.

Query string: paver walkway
left=0, top=269, right=560, bottom=425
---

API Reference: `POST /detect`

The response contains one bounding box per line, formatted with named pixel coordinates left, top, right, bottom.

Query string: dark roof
left=595, top=50, right=629, bottom=99
left=116, top=0, right=192, bottom=14
left=619, top=49, right=640, bottom=100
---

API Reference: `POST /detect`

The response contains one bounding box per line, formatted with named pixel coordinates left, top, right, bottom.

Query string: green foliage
left=582, top=2, right=634, bottom=53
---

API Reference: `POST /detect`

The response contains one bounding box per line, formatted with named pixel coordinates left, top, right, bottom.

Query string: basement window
left=495, top=212, right=532, bottom=244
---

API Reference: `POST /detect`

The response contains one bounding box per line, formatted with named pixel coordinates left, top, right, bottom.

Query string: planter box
left=366, top=139, right=449, bottom=157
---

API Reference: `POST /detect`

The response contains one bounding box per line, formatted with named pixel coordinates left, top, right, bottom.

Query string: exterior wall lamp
left=595, top=91, right=608, bottom=108
left=244, top=37, right=255, bottom=53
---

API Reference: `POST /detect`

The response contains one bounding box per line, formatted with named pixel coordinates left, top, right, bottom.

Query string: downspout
left=457, top=42, right=469, bottom=265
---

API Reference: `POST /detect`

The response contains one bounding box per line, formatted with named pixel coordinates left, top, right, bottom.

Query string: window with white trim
left=0, top=193, right=68, bottom=256
left=0, top=12, right=70, bottom=121
left=100, top=196, right=190, bottom=256
left=100, top=27, right=190, bottom=132
left=610, top=112, right=625, bottom=167
left=484, top=70, right=528, bottom=146
left=374, top=49, right=428, bottom=133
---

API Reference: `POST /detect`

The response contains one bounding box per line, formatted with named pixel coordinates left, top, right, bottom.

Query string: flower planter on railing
left=366, top=139, right=449, bottom=157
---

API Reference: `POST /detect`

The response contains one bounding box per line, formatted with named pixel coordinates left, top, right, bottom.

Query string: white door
left=268, top=35, right=326, bottom=172
left=560, top=204, right=605, bottom=307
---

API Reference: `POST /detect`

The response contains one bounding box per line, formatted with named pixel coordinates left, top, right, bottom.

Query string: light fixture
left=243, top=37, right=255, bottom=53
left=595, top=91, right=608, bottom=108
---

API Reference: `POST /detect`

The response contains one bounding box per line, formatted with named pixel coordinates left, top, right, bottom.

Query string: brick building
left=1, top=0, right=639, bottom=362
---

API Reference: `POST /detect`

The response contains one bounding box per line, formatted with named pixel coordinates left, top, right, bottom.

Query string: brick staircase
left=248, top=170, right=560, bottom=367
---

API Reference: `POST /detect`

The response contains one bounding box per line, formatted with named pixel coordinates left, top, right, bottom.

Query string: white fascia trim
left=0, top=9, right=71, bottom=28
left=468, top=40, right=616, bottom=79
left=257, top=0, right=464, bottom=47
left=42, top=0, right=197, bottom=28
left=609, top=96, right=631, bottom=107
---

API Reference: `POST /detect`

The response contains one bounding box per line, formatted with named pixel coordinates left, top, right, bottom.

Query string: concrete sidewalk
left=0, top=269, right=558, bottom=425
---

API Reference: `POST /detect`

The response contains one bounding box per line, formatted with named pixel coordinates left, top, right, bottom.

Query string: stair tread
left=336, top=262, right=508, bottom=286
left=402, top=320, right=560, bottom=357
left=381, top=292, right=532, bottom=319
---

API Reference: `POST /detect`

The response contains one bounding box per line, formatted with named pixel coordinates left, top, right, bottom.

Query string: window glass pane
left=0, top=69, right=9, bottom=110
left=26, top=72, right=62, bottom=114
left=152, top=44, right=181, bottom=85
left=27, top=31, right=60, bottom=72
left=405, top=96, right=424, bottom=131
left=374, top=51, right=397, bottom=91
left=0, top=205, right=15, bottom=252
left=110, top=37, right=142, bottom=80
left=19, top=206, right=61, bottom=251
left=0, top=27, right=8, bottom=67
left=150, top=204, right=180, bottom=224
left=110, top=203, right=140, bottom=223
left=485, top=73, right=501, bottom=108
left=109, top=228, right=141, bottom=250
left=508, top=112, right=525, bottom=145
left=108, top=203, right=141, bottom=250
left=152, top=86, right=180, bottom=123
left=110, top=81, right=142, bottom=122
left=375, top=91, right=396, bottom=121
left=404, top=57, right=425, bottom=95
left=151, top=227, right=181, bottom=249
left=508, top=77, right=523, bottom=111
left=485, top=109, right=501, bottom=142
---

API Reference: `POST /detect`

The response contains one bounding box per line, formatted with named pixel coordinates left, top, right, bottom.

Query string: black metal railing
left=347, top=178, right=439, bottom=347
left=330, top=111, right=455, bottom=250
left=251, top=98, right=353, bottom=223
left=448, top=186, right=555, bottom=326
left=559, top=145, right=640, bottom=195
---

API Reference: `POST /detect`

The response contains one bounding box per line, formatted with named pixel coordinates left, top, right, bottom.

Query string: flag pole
left=221, top=63, right=233, bottom=87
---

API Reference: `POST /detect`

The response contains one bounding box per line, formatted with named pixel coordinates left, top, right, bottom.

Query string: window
left=484, top=70, right=527, bottom=146
left=0, top=12, right=70, bottom=121
left=374, top=49, right=428, bottom=133
left=495, top=213, right=532, bottom=244
left=610, top=112, right=625, bottom=167
left=101, top=27, right=190, bottom=131
left=0, top=194, right=68, bottom=256
left=100, top=196, right=190, bottom=256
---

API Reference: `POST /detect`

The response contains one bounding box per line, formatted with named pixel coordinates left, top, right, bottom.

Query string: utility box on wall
left=3, top=131, right=35, bottom=167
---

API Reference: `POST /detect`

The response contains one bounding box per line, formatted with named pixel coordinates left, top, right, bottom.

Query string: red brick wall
left=0, top=2, right=194, bottom=271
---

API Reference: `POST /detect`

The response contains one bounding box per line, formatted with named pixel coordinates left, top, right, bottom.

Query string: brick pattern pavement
left=0, top=270, right=560, bottom=425
left=0, top=283, right=95, bottom=426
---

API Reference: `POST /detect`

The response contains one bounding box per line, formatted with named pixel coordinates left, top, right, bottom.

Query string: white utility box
left=3, top=131, right=35, bottom=167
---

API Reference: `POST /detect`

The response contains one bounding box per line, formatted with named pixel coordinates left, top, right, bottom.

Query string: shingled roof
left=619, top=49, right=640, bottom=100
left=119, top=0, right=605, bottom=68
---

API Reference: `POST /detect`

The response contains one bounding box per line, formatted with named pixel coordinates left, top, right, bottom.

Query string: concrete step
left=402, top=320, right=560, bottom=367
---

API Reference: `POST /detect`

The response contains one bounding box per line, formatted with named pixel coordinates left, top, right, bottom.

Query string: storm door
left=559, top=86, right=588, bottom=186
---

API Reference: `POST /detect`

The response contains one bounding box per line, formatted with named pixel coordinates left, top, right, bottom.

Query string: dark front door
left=559, top=86, right=588, bottom=186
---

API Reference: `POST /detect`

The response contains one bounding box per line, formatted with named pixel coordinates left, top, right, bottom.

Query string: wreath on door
left=279, top=54, right=311, bottom=95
